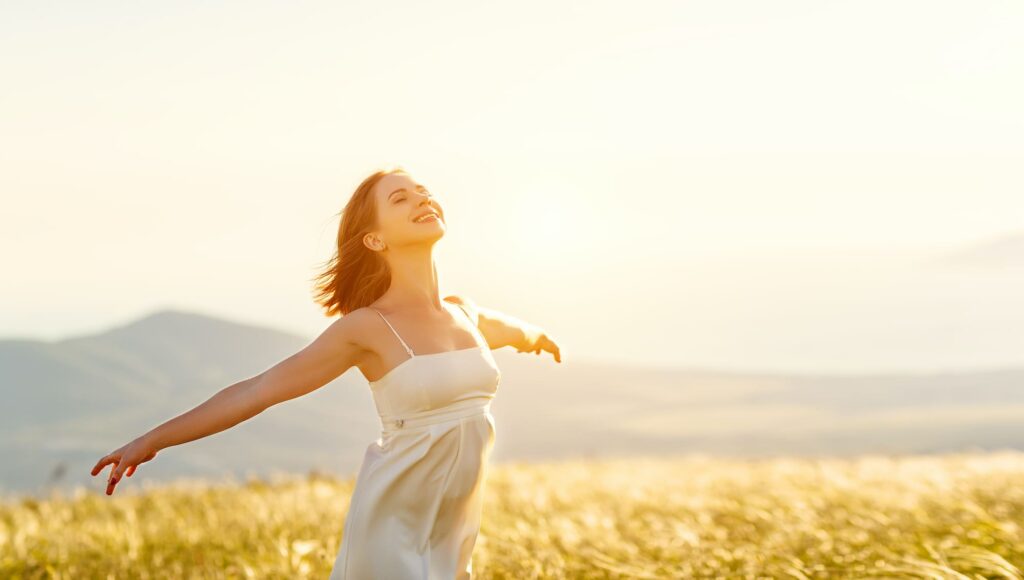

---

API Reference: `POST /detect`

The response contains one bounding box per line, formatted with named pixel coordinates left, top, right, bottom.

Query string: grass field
left=3, top=452, right=1024, bottom=579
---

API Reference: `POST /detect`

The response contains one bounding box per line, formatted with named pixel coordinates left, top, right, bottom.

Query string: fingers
left=105, top=457, right=133, bottom=495
left=520, top=335, right=562, bottom=363
left=107, top=465, right=123, bottom=495
left=93, top=442, right=151, bottom=495
left=91, top=453, right=115, bottom=476
left=544, top=335, right=561, bottom=363
left=111, top=459, right=129, bottom=485
left=106, top=463, right=118, bottom=495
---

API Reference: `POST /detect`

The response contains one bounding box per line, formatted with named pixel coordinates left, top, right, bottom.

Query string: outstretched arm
left=444, top=295, right=562, bottom=363
left=91, top=313, right=368, bottom=495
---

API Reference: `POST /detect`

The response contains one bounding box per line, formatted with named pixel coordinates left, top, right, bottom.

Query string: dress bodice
left=366, top=303, right=501, bottom=427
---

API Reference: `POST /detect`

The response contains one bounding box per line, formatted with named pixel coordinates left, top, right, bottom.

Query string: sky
left=2, top=0, right=1022, bottom=374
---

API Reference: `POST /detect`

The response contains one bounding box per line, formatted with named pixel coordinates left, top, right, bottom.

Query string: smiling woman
left=90, top=164, right=562, bottom=580
left=307, top=168, right=450, bottom=316
left=304, top=168, right=560, bottom=578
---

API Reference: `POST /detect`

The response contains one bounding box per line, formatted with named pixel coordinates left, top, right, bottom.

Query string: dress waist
left=379, top=399, right=492, bottom=432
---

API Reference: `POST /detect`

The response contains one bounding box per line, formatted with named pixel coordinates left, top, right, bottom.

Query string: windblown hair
left=311, top=166, right=409, bottom=317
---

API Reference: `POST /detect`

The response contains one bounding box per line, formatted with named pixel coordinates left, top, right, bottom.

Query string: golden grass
left=2, top=452, right=1024, bottom=579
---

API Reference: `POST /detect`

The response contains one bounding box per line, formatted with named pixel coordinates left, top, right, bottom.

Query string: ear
left=363, top=233, right=386, bottom=252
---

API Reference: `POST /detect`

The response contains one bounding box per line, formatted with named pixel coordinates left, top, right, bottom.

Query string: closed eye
left=391, top=186, right=429, bottom=204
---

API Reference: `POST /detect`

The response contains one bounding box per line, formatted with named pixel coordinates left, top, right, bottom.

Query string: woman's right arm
left=92, top=312, right=369, bottom=495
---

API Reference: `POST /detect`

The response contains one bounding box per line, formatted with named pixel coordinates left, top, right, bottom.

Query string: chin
left=414, top=228, right=445, bottom=243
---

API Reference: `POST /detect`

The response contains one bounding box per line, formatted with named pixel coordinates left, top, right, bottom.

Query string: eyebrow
left=387, top=184, right=425, bottom=200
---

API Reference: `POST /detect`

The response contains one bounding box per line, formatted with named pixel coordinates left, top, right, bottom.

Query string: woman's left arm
left=445, top=295, right=562, bottom=363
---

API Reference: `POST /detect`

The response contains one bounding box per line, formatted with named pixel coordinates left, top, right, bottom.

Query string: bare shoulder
left=443, top=294, right=481, bottom=326
left=318, top=306, right=383, bottom=370
left=297, top=309, right=370, bottom=360
left=336, top=306, right=383, bottom=351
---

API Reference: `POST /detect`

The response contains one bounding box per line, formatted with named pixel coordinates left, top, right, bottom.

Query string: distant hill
left=2, top=308, right=1023, bottom=497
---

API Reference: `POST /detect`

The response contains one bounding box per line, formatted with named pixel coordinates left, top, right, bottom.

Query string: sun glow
left=507, top=180, right=606, bottom=266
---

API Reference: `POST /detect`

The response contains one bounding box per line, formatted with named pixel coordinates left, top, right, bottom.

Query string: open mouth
left=413, top=213, right=440, bottom=223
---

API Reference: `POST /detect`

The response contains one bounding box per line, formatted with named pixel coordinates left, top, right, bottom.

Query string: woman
left=90, top=166, right=563, bottom=579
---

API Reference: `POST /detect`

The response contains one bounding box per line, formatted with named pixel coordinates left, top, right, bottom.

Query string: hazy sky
left=2, top=1, right=1022, bottom=374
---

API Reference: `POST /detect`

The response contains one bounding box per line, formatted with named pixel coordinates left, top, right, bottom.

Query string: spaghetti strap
left=450, top=301, right=488, bottom=348
left=452, top=301, right=473, bottom=324
left=370, top=308, right=415, bottom=357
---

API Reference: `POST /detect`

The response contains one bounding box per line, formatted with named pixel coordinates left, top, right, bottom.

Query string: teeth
left=414, top=214, right=438, bottom=223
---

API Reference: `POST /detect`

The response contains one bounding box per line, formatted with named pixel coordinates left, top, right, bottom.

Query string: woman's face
left=369, top=173, right=446, bottom=251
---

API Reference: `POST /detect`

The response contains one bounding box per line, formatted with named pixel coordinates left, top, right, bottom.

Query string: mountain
left=2, top=308, right=1023, bottom=497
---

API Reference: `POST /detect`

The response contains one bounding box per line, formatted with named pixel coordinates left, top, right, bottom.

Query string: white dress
left=329, top=301, right=501, bottom=579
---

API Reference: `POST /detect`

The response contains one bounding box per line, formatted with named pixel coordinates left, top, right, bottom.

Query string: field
left=3, top=453, right=1024, bottom=579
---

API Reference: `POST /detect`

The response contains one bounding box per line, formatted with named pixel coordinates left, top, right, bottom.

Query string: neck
left=383, top=245, right=444, bottom=311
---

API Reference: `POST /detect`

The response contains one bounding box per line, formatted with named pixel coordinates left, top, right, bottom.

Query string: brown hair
left=310, top=166, right=409, bottom=317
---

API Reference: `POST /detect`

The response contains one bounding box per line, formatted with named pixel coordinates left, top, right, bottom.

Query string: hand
left=91, top=434, right=160, bottom=496
left=519, top=332, right=562, bottom=363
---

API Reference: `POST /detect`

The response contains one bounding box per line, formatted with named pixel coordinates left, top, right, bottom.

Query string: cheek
left=385, top=209, right=410, bottom=228
left=387, top=214, right=423, bottom=238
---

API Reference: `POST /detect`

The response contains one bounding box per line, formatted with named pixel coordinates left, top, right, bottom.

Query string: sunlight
left=512, top=179, right=603, bottom=264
